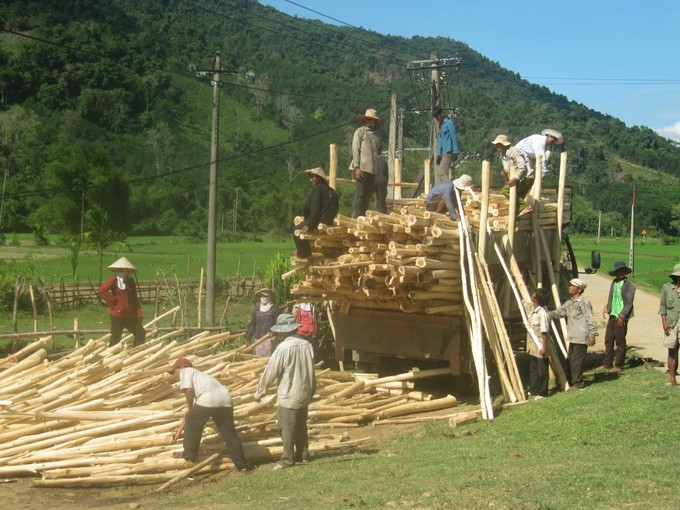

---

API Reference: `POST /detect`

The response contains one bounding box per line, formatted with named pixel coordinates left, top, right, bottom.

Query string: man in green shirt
left=601, top=261, right=636, bottom=372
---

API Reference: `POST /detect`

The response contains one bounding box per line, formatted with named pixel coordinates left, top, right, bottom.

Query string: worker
left=659, top=263, right=680, bottom=386
left=492, top=134, right=533, bottom=216
left=527, top=288, right=551, bottom=399
left=245, top=288, right=278, bottom=357
left=514, top=129, right=563, bottom=176
left=424, top=174, right=473, bottom=220
left=350, top=108, right=384, bottom=218
left=255, top=314, right=316, bottom=469
left=293, top=167, right=339, bottom=259
left=168, top=357, right=250, bottom=471
left=98, top=257, right=146, bottom=347
left=433, top=106, right=461, bottom=183
left=601, top=261, right=636, bottom=373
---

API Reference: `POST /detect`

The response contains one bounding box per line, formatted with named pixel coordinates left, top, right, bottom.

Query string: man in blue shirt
left=433, top=106, right=461, bottom=183
left=424, top=174, right=472, bottom=220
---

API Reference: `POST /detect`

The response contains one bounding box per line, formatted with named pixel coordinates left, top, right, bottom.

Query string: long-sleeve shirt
left=514, top=134, right=549, bottom=175
left=502, top=146, right=531, bottom=181
left=303, top=181, right=338, bottom=230
left=437, top=117, right=460, bottom=157
left=605, top=278, right=635, bottom=320
left=425, top=181, right=457, bottom=220
left=548, top=296, right=598, bottom=345
left=350, top=125, right=383, bottom=174
left=255, top=335, right=317, bottom=409
left=98, top=275, right=143, bottom=319
left=659, top=282, right=680, bottom=328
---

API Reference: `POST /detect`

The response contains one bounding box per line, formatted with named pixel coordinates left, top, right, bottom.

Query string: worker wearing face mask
left=245, top=288, right=279, bottom=357
left=98, top=257, right=146, bottom=347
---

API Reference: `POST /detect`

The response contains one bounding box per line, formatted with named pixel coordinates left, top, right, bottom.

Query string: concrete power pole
left=206, top=52, right=221, bottom=325
left=388, top=93, right=397, bottom=197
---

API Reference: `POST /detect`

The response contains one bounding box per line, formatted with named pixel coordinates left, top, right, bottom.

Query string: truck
left=330, top=185, right=594, bottom=378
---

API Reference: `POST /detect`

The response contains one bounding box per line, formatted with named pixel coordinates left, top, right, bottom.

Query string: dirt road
left=579, top=270, right=666, bottom=367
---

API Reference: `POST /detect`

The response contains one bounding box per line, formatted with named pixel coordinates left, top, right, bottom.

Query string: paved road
left=579, top=271, right=666, bottom=367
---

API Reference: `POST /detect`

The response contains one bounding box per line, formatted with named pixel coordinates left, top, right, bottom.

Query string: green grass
left=2, top=235, right=291, bottom=284
left=570, top=235, right=678, bottom=292
left=148, top=365, right=680, bottom=510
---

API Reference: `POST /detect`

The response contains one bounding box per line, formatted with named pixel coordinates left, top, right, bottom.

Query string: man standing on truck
left=492, top=134, right=533, bottom=216
left=433, top=106, right=461, bottom=183
left=350, top=109, right=384, bottom=218
left=601, top=261, right=636, bottom=373
left=514, top=129, right=563, bottom=176
left=548, top=278, right=598, bottom=390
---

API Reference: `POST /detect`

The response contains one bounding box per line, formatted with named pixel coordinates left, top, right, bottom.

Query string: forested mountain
left=1, top=0, right=679, bottom=241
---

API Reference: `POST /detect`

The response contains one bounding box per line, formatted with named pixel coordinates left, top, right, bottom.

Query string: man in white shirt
left=514, top=129, right=563, bottom=176
left=169, top=358, right=249, bottom=470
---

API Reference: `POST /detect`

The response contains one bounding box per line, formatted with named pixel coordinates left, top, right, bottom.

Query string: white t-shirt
left=179, top=367, right=233, bottom=408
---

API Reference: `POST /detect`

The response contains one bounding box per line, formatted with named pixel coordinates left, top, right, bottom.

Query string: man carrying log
left=492, top=134, right=533, bottom=216
left=293, top=167, right=339, bottom=259
left=255, top=314, right=317, bottom=470
left=424, top=174, right=473, bottom=220
left=168, top=358, right=250, bottom=471
left=514, top=128, right=564, bottom=177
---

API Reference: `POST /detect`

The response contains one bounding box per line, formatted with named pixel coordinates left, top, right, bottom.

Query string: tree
left=83, top=204, right=129, bottom=282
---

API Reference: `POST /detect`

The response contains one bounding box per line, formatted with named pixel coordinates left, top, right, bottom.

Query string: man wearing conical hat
left=350, top=108, right=384, bottom=218
left=98, top=257, right=146, bottom=347
left=292, top=167, right=339, bottom=260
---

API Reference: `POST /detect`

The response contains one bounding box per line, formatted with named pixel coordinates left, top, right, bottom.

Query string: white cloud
left=655, top=121, right=680, bottom=143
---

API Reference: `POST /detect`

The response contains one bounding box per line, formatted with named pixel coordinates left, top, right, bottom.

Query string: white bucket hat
left=107, top=257, right=137, bottom=272
left=453, top=174, right=473, bottom=191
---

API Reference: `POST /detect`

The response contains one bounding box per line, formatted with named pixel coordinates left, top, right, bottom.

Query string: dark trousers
left=568, top=343, right=588, bottom=388
left=352, top=171, right=376, bottom=218
left=501, top=177, right=534, bottom=215
left=109, top=316, right=146, bottom=347
left=603, top=316, right=628, bottom=369
left=293, top=223, right=312, bottom=258
left=374, top=163, right=388, bottom=214
left=529, top=355, right=549, bottom=397
left=277, top=406, right=309, bottom=467
left=182, top=405, right=247, bottom=469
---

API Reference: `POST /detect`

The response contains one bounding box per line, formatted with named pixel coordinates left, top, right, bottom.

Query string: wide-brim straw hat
left=491, top=134, right=511, bottom=147
left=107, top=257, right=137, bottom=272
left=608, top=260, right=632, bottom=276
left=669, top=263, right=680, bottom=278
left=357, top=108, right=383, bottom=124
left=541, top=129, right=564, bottom=145
left=254, top=288, right=275, bottom=302
left=270, top=313, right=301, bottom=333
left=453, top=174, right=473, bottom=190
left=304, top=167, right=328, bottom=181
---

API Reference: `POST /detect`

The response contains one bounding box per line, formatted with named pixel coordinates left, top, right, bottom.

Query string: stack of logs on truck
left=290, top=156, right=576, bottom=420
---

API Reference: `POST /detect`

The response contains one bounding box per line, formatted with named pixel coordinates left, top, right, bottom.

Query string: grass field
left=569, top=235, right=679, bottom=292
left=149, top=364, right=679, bottom=510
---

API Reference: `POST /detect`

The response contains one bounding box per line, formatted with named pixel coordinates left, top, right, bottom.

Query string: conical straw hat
left=107, top=257, right=137, bottom=272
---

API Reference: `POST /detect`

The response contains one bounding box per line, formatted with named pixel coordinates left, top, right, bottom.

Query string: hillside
left=0, top=0, right=679, bottom=241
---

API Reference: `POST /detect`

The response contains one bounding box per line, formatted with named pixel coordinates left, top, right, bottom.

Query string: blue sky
left=259, top=0, right=680, bottom=141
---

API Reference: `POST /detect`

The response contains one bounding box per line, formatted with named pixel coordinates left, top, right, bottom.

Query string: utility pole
left=388, top=93, right=397, bottom=197
left=206, top=52, right=221, bottom=325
